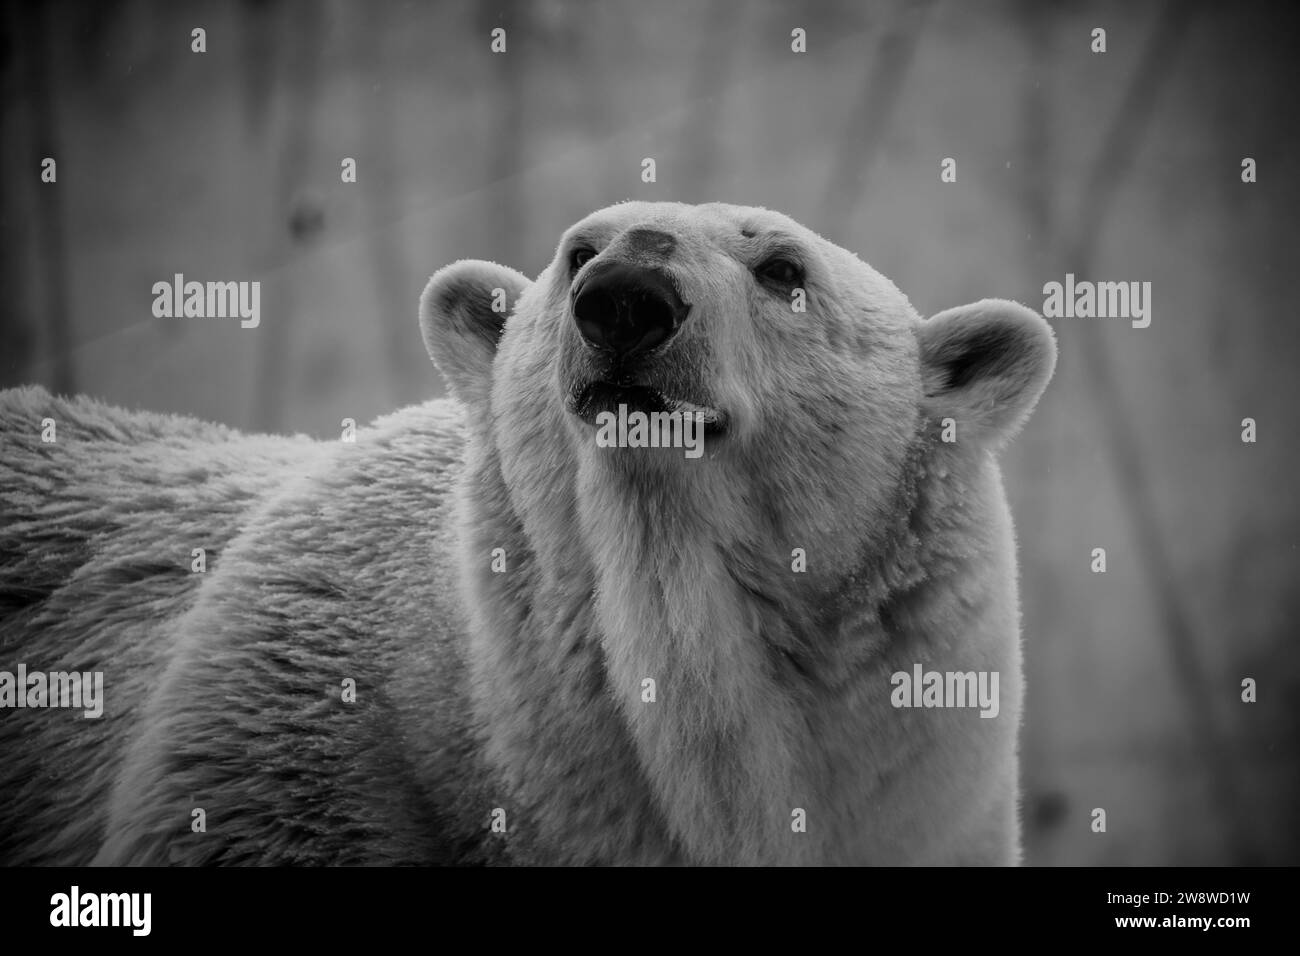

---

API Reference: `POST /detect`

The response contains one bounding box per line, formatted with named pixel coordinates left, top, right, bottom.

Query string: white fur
left=0, top=202, right=1053, bottom=865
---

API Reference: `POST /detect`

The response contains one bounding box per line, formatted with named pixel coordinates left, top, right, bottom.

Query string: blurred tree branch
left=679, top=0, right=739, bottom=203
left=21, top=2, right=74, bottom=396
left=819, top=0, right=935, bottom=244
left=253, top=0, right=324, bottom=432
left=1056, top=1, right=1259, bottom=863
left=356, top=9, right=426, bottom=408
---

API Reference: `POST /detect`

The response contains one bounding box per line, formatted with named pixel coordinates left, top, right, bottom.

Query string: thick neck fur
left=578, top=434, right=937, bottom=865
left=461, top=403, right=1000, bottom=865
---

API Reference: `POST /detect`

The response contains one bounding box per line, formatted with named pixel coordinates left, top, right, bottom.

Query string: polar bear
left=0, top=201, right=1054, bottom=865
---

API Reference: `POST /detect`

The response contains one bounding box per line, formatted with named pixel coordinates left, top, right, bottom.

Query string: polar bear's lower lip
left=660, top=398, right=722, bottom=426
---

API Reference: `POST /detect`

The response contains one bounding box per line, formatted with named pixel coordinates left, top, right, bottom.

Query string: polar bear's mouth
left=570, top=381, right=727, bottom=434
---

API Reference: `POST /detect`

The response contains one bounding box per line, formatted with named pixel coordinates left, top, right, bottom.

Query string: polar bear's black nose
left=572, top=262, right=689, bottom=357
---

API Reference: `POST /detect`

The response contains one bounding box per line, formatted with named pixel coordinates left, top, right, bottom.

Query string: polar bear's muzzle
left=563, top=245, right=726, bottom=438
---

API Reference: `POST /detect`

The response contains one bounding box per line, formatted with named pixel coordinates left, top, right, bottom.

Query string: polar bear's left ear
left=420, top=260, right=532, bottom=412
left=918, top=299, right=1057, bottom=449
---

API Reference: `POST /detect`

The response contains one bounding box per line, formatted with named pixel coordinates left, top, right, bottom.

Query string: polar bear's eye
left=570, top=247, right=597, bottom=272
left=755, top=257, right=803, bottom=286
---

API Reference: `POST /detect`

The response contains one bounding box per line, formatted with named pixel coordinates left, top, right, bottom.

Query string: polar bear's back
left=0, top=387, right=491, bottom=864
left=0, top=386, right=323, bottom=620
left=0, top=386, right=330, bottom=862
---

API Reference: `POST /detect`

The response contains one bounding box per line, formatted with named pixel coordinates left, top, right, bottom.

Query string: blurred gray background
left=2, top=0, right=1296, bottom=865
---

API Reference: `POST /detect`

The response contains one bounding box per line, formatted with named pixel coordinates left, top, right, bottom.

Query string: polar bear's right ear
left=917, top=298, right=1057, bottom=449
left=420, top=260, right=532, bottom=411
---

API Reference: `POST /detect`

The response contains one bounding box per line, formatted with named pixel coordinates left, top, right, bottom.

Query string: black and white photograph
left=0, top=0, right=1295, bottom=936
